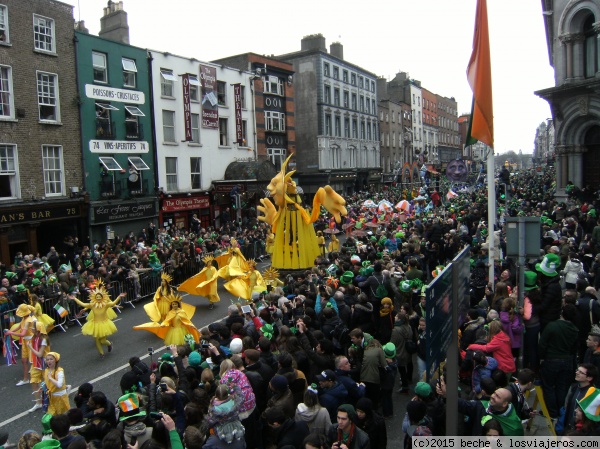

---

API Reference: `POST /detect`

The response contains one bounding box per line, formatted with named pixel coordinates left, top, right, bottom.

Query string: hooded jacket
left=319, top=381, right=349, bottom=421
left=472, top=356, right=498, bottom=394
left=295, top=403, right=332, bottom=436
left=468, top=331, right=516, bottom=373
left=563, top=259, right=584, bottom=284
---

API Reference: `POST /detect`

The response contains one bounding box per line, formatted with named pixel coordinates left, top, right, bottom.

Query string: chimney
left=99, top=1, right=129, bottom=44
left=75, top=20, right=89, bottom=33
left=329, top=42, right=343, bottom=60
left=301, top=34, right=326, bottom=52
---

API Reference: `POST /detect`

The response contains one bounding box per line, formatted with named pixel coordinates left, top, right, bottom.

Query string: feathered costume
left=223, top=259, right=267, bottom=301
left=257, top=153, right=347, bottom=270
left=134, top=292, right=199, bottom=345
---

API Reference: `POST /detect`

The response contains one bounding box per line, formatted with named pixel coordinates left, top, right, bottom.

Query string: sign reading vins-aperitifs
left=0, top=205, right=81, bottom=224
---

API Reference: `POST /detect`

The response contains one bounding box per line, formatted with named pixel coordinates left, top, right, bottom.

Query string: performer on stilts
left=72, top=280, right=125, bottom=358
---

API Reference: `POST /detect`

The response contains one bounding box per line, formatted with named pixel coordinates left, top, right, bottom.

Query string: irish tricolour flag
left=578, top=387, right=600, bottom=421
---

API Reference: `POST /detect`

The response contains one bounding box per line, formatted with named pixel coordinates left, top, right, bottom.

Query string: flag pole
left=486, top=145, right=496, bottom=287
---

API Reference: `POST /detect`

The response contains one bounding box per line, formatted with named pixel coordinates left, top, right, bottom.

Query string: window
left=0, top=6, right=9, bottom=43
left=33, top=15, right=54, bottom=53
left=191, top=113, right=200, bottom=143
left=190, top=157, right=201, bottom=190
left=0, top=65, right=13, bottom=118
left=324, top=114, right=332, bottom=136
left=267, top=148, right=286, bottom=171
left=122, top=58, right=137, bottom=87
left=372, top=99, right=376, bottom=115
left=42, top=145, right=63, bottom=195
left=239, top=85, right=246, bottom=108
left=343, top=91, right=349, bottom=108
left=352, top=119, right=358, bottom=138
left=37, top=72, right=59, bottom=122
left=162, top=110, right=175, bottom=142
left=371, top=81, right=375, bottom=92
left=0, top=144, right=17, bottom=198
left=334, top=116, right=341, bottom=137
left=344, top=118, right=350, bottom=137
left=367, top=122, right=372, bottom=140
left=333, top=66, right=339, bottom=79
left=265, top=76, right=284, bottom=96
left=241, top=120, right=248, bottom=145
left=128, top=156, right=149, bottom=171
left=217, top=81, right=227, bottom=106
left=160, top=69, right=177, bottom=97
left=95, top=102, right=117, bottom=138
left=359, top=96, right=364, bottom=112
left=351, top=73, right=356, bottom=85
left=351, top=93, right=357, bottom=110
left=219, top=118, right=228, bottom=146
left=265, top=111, right=285, bottom=132
left=188, top=75, right=200, bottom=101
left=324, top=63, right=330, bottom=77
left=365, top=98, right=370, bottom=114
left=165, top=157, right=178, bottom=191
left=584, top=16, right=598, bottom=78
left=359, top=76, right=364, bottom=88
left=334, top=88, right=340, bottom=106
left=324, top=85, right=331, bottom=104
left=125, top=105, right=144, bottom=139
left=360, top=121, right=365, bottom=139
left=91, top=51, right=108, bottom=83
left=343, top=70, right=348, bottom=83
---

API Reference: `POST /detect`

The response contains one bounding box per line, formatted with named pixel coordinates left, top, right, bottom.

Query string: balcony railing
left=122, top=178, right=148, bottom=197
left=125, top=122, right=144, bottom=140
left=98, top=177, right=122, bottom=198
left=96, top=119, right=116, bottom=139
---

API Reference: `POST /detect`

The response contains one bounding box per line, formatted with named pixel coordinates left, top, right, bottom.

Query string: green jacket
left=538, top=319, right=579, bottom=360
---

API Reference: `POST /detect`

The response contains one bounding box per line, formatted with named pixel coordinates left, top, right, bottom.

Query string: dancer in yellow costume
left=72, top=280, right=125, bottom=357
left=43, top=351, right=71, bottom=415
left=30, top=293, right=55, bottom=333
left=134, top=292, right=199, bottom=345
left=317, top=231, right=326, bottom=256
left=6, top=303, right=36, bottom=386
left=145, top=273, right=194, bottom=322
left=258, top=153, right=347, bottom=269
left=328, top=233, right=340, bottom=254
left=178, top=255, right=220, bottom=309
left=265, top=232, right=275, bottom=255
left=217, top=238, right=249, bottom=281
left=223, top=259, right=267, bottom=301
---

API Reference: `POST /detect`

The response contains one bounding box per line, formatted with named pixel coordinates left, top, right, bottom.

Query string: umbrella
left=364, top=222, right=380, bottom=228
left=395, top=200, right=410, bottom=212
left=352, top=230, right=367, bottom=237
left=323, top=228, right=341, bottom=234
left=378, top=200, right=393, bottom=213
left=362, top=200, right=377, bottom=208
left=342, top=223, right=355, bottom=231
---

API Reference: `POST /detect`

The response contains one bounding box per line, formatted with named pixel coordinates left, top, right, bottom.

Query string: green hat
left=383, top=342, right=396, bottom=358
left=47, top=275, right=57, bottom=284
left=536, top=253, right=560, bottom=277
left=395, top=231, right=405, bottom=239
left=84, top=259, right=93, bottom=268
left=340, top=271, right=354, bottom=285
left=361, top=261, right=371, bottom=268
left=588, top=209, right=597, bottom=218
left=160, top=353, right=174, bottom=363
left=261, top=323, right=274, bottom=340
left=399, top=280, right=413, bottom=293
left=148, top=253, right=159, bottom=264
left=41, top=413, right=54, bottom=434
left=34, top=440, right=60, bottom=449
left=5, top=271, right=16, bottom=279
left=34, top=269, right=44, bottom=279
left=42, top=262, right=51, bottom=271
left=364, top=266, right=374, bottom=276
left=188, top=351, right=202, bottom=367
left=117, top=393, right=147, bottom=422
left=31, top=278, right=41, bottom=286
left=415, top=381, right=432, bottom=398
left=370, top=236, right=377, bottom=242
left=16, top=284, right=27, bottom=293
left=524, top=271, right=538, bottom=290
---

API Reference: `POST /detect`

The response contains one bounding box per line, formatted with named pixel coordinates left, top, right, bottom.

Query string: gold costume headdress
left=161, top=273, right=173, bottom=283
left=202, top=254, right=215, bottom=265
left=90, top=279, right=111, bottom=307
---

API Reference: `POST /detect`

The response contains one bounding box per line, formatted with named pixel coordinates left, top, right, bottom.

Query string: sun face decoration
left=266, top=154, right=298, bottom=208
left=90, top=279, right=111, bottom=307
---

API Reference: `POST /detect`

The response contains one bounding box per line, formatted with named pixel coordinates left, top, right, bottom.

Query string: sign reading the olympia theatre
left=93, top=200, right=157, bottom=224
left=200, top=65, right=218, bottom=129
left=233, top=83, right=243, bottom=144
left=85, top=85, right=145, bottom=104
left=0, top=205, right=81, bottom=224
left=162, top=196, right=210, bottom=212
left=182, top=74, right=193, bottom=141
left=89, top=140, right=149, bottom=153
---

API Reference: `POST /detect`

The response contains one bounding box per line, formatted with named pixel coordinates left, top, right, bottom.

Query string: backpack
left=331, top=321, right=350, bottom=349
left=372, top=276, right=388, bottom=299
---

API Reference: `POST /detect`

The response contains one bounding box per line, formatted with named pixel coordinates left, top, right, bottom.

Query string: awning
left=99, top=157, right=122, bottom=171
left=128, top=157, right=150, bottom=171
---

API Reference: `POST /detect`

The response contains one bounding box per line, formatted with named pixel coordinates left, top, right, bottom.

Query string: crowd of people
left=3, top=166, right=600, bottom=449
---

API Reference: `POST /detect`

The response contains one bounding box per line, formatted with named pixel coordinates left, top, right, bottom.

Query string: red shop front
left=159, top=194, right=212, bottom=231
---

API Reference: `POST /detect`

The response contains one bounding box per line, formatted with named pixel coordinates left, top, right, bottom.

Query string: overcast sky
left=65, top=0, right=555, bottom=155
